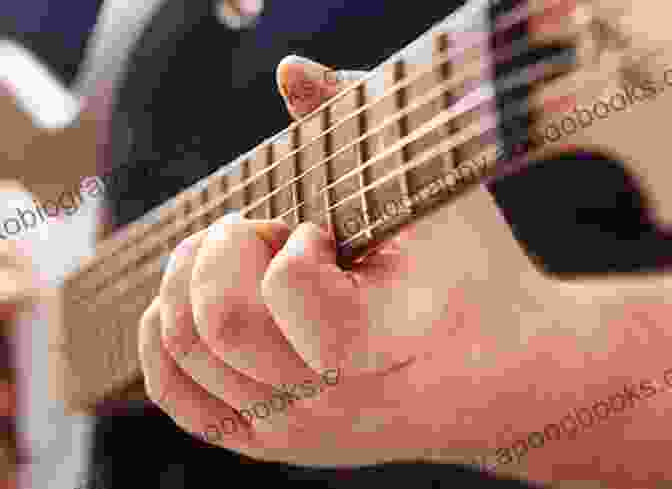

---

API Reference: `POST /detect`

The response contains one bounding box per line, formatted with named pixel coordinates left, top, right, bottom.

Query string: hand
left=138, top=56, right=672, bottom=487
left=137, top=54, right=544, bottom=464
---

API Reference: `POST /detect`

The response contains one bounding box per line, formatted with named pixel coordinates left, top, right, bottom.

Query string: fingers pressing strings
left=189, top=215, right=321, bottom=387
left=140, top=215, right=348, bottom=439
left=261, top=221, right=411, bottom=376
left=159, top=229, right=266, bottom=408
left=157, top=221, right=308, bottom=435
left=139, top=296, right=254, bottom=448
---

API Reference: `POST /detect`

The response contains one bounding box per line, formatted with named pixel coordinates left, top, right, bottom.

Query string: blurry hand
left=0, top=181, right=52, bottom=489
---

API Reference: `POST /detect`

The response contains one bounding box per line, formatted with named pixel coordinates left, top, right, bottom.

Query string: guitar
left=11, top=0, right=670, bottom=416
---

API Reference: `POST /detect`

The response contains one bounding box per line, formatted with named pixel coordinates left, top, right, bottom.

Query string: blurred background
left=0, top=0, right=103, bottom=86
left=1, top=4, right=102, bottom=489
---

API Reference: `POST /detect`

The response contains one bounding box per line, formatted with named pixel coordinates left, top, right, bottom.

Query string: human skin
left=137, top=52, right=672, bottom=488
left=0, top=181, right=53, bottom=489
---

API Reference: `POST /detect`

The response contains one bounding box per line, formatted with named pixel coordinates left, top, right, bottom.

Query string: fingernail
left=285, top=237, right=305, bottom=257
left=209, top=212, right=244, bottom=236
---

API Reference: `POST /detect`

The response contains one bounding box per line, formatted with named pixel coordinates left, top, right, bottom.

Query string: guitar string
left=336, top=47, right=670, bottom=247
left=205, top=0, right=535, bottom=212
left=273, top=50, right=573, bottom=224
left=67, top=43, right=570, bottom=301
left=90, top=25, right=668, bottom=306
left=67, top=0, right=565, bottom=279
left=70, top=52, right=579, bottom=302
left=67, top=43, right=482, bottom=282
left=75, top=36, right=659, bottom=307
left=72, top=37, right=490, bottom=281
left=71, top=0, right=609, bottom=306
left=236, top=31, right=558, bottom=219
left=209, top=0, right=563, bottom=171
left=70, top=46, right=585, bottom=305
left=68, top=72, right=499, bottom=301
left=86, top=40, right=655, bottom=309
left=78, top=73, right=590, bottom=308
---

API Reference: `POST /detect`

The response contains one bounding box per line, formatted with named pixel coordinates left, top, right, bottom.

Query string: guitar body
left=337, top=0, right=672, bottom=384
left=3, top=0, right=667, bottom=419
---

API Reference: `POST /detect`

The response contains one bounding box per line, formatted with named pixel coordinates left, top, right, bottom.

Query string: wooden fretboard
left=54, top=0, right=583, bottom=410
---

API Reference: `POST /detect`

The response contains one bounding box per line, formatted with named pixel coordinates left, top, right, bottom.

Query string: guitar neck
left=69, top=0, right=580, bottom=293
left=55, top=0, right=590, bottom=409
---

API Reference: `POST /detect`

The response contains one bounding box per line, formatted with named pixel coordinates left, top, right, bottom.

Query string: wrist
left=482, top=299, right=672, bottom=487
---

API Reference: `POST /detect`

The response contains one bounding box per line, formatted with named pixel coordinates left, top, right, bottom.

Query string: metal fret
left=218, top=171, right=231, bottom=218
left=355, top=84, right=374, bottom=240
left=296, top=108, right=330, bottom=228
left=248, top=146, right=274, bottom=219
left=224, top=158, right=251, bottom=213
left=435, top=33, right=459, bottom=171
left=327, top=82, right=371, bottom=244
left=181, top=199, right=193, bottom=238
left=393, top=60, right=413, bottom=205
left=404, top=32, right=459, bottom=201
left=291, top=128, right=303, bottom=225
left=200, top=186, right=211, bottom=227
left=269, top=131, right=300, bottom=227
left=323, top=105, right=335, bottom=232
left=241, top=158, right=252, bottom=215
left=266, top=145, right=277, bottom=219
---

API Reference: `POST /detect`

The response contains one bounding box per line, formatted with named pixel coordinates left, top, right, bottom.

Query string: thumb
left=276, top=55, right=368, bottom=120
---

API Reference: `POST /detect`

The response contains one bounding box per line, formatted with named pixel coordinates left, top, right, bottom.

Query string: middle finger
left=159, top=228, right=270, bottom=412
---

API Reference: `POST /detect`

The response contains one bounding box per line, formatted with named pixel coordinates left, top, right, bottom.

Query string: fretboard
left=68, top=0, right=582, bottom=300
left=56, top=0, right=585, bottom=409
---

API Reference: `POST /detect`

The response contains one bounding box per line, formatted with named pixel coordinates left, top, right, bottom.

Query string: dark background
left=0, top=0, right=103, bottom=85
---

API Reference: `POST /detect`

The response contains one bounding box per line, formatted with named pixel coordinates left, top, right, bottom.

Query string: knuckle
left=160, top=232, right=204, bottom=293
left=190, top=288, right=251, bottom=350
